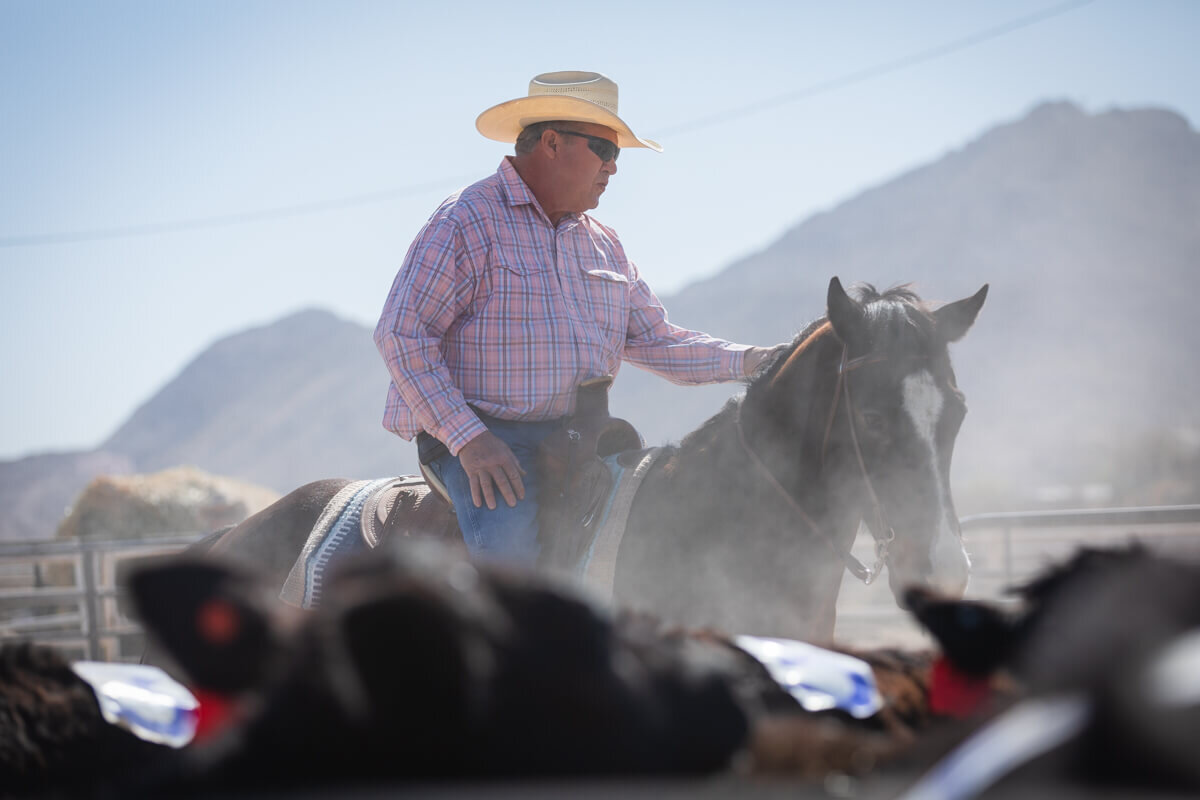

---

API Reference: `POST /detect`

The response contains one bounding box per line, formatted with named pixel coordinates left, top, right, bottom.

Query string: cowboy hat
left=475, top=71, right=662, bottom=152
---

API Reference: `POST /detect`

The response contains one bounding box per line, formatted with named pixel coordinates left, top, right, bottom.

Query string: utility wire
left=0, top=176, right=478, bottom=248
left=656, top=0, right=1095, bottom=137
left=0, top=0, right=1095, bottom=249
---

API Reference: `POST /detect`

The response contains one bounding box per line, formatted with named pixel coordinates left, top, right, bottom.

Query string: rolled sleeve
left=622, top=266, right=749, bottom=384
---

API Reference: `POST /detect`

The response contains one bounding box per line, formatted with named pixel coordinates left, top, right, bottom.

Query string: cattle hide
left=903, top=545, right=1200, bottom=794
left=126, top=539, right=750, bottom=791
left=0, top=642, right=170, bottom=798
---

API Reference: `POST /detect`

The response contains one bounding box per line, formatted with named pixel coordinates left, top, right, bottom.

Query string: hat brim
left=475, top=95, right=662, bottom=152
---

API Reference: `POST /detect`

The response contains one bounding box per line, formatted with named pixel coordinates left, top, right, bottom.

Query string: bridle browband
left=735, top=341, right=895, bottom=585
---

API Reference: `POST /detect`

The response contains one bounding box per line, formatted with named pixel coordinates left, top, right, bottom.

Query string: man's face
left=551, top=123, right=619, bottom=213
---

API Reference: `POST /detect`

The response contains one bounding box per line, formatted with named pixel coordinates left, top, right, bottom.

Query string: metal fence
left=0, top=534, right=205, bottom=662
left=836, top=504, right=1200, bottom=647
left=3, top=505, right=1200, bottom=660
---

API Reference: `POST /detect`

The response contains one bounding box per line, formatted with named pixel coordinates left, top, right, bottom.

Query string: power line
left=0, top=0, right=1096, bottom=249
left=0, top=176, right=477, bottom=248
left=656, top=0, right=1096, bottom=137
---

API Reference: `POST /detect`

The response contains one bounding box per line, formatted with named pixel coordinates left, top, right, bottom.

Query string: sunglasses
left=553, top=129, right=620, bottom=163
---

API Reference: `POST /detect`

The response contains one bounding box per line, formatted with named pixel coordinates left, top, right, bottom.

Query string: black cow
left=902, top=545, right=1200, bottom=795
left=126, top=539, right=749, bottom=792
left=0, top=642, right=170, bottom=798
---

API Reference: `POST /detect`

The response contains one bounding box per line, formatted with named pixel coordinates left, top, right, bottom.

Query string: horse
left=200, top=277, right=987, bottom=641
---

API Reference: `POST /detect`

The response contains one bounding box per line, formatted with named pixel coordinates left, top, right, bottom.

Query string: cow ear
left=904, top=588, right=1017, bottom=676
left=124, top=556, right=284, bottom=693
left=933, top=284, right=988, bottom=343
left=826, top=276, right=866, bottom=349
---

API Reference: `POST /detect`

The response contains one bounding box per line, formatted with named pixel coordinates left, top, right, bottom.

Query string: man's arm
left=374, top=213, right=526, bottom=509
left=622, top=267, right=786, bottom=382
left=373, top=213, right=488, bottom=453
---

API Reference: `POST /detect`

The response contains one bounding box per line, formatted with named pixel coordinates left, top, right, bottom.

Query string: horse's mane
left=671, top=283, right=936, bottom=457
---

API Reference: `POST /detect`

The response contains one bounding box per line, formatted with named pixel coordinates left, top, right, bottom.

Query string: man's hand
left=458, top=431, right=526, bottom=510
left=743, top=344, right=790, bottom=376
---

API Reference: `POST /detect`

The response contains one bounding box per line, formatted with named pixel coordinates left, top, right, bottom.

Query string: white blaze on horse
left=195, top=277, right=987, bottom=640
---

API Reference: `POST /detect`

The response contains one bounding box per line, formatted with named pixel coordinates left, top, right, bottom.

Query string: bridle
left=735, top=342, right=895, bottom=585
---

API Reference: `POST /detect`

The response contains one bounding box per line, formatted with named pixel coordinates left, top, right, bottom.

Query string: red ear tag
left=196, top=598, right=241, bottom=645
left=929, top=656, right=992, bottom=718
left=190, top=687, right=238, bottom=742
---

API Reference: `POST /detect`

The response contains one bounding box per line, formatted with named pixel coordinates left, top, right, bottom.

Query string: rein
left=735, top=343, right=894, bottom=585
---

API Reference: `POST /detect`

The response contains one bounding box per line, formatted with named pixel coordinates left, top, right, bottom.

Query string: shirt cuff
left=436, top=409, right=490, bottom=457
left=727, top=344, right=751, bottom=379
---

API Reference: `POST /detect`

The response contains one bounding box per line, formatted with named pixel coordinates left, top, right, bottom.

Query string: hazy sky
left=2, top=0, right=1197, bottom=460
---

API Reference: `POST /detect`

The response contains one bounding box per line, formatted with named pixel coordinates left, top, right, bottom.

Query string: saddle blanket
left=571, top=448, right=661, bottom=602
left=280, top=477, right=397, bottom=608
left=278, top=450, right=660, bottom=610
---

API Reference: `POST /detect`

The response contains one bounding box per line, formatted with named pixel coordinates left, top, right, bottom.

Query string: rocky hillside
left=0, top=310, right=406, bottom=541
left=102, top=309, right=404, bottom=487
left=612, top=101, right=1200, bottom=506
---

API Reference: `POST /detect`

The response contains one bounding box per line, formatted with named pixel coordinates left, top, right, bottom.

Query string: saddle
left=360, top=475, right=462, bottom=552
left=362, top=377, right=643, bottom=564
left=534, top=376, right=643, bottom=569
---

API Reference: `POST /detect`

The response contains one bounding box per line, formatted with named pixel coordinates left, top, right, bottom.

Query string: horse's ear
left=933, top=284, right=988, bottom=343
left=826, top=276, right=865, bottom=347
left=125, top=555, right=286, bottom=693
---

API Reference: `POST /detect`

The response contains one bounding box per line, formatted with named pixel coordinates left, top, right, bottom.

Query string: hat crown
left=475, top=70, right=660, bottom=152
left=528, top=71, right=618, bottom=115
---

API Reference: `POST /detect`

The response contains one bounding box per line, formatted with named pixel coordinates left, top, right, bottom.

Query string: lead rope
left=734, top=406, right=876, bottom=582
left=838, top=347, right=895, bottom=584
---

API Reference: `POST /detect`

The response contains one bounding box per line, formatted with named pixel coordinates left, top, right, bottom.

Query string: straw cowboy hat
left=475, top=71, right=662, bottom=152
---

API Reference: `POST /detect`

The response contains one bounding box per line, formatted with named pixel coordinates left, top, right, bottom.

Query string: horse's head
left=824, top=277, right=987, bottom=600
left=746, top=278, right=986, bottom=610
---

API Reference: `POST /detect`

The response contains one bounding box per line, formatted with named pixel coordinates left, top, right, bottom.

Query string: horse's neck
left=736, top=333, right=871, bottom=564
left=740, top=334, right=842, bottom=508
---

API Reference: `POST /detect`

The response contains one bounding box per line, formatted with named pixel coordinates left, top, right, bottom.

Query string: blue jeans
left=419, top=416, right=561, bottom=566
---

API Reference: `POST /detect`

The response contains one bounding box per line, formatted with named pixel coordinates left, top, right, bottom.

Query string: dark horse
left=203, top=278, right=987, bottom=641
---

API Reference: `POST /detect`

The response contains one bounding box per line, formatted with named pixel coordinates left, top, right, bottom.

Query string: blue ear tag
left=734, top=635, right=884, bottom=719
left=72, top=661, right=199, bottom=748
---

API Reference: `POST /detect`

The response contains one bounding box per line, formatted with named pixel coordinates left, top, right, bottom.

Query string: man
left=374, top=71, right=783, bottom=565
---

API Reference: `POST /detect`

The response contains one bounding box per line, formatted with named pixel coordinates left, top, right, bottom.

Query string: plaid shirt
left=374, top=158, right=748, bottom=455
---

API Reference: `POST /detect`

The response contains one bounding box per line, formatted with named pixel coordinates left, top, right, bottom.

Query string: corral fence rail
left=3, top=506, right=1200, bottom=660
left=958, top=503, right=1200, bottom=587
left=0, top=533, right=205, bottom=662
left=836, top=504, right=1200, bottom=647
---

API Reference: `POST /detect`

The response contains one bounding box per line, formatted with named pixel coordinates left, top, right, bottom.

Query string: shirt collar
left=497, top=157, right=583, bottom=229
left=497, top=157, right=537, bottom=209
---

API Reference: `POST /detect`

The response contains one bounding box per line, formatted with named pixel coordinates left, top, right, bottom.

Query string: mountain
left=612, top=101, right=1200, bottom=505
left=103, top=309, right=405, bottom=487
left=3, top=101, right=1198, bottom=540
left=0, top=310, right=411, bottom=541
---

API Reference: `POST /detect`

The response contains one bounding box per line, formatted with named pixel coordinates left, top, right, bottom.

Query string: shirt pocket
left=478, top=258, right=550, bottom=323
left=577, top=265, right=630, bottom=343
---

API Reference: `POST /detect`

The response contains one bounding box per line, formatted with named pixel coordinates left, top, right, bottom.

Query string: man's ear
left=541, top=127, right=563, bottom=158
left=125, top=555, right=286, bottom=693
